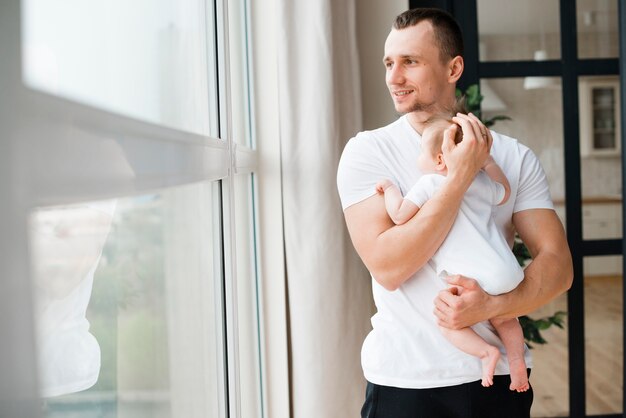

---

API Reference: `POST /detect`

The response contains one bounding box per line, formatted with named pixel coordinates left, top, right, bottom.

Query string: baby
left=376, top=111, right=529, bottom=392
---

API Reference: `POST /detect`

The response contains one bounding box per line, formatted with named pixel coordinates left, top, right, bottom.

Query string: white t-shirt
left=337, top=115, right=553, bottom=388
left=405, top=172, right=523, bottom=295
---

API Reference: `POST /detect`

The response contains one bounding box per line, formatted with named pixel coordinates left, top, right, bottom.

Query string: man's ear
left=448, top=56, right=464, bottom=83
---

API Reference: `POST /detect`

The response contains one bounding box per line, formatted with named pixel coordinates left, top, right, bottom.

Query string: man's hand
left=433, top=275, right=495, bottom=329
left=443, top=113, right=493, bottom=186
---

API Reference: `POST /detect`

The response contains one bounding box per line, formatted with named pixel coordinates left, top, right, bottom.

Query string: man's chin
left=395, top=105, right=422, bottom=116
left=395, top=102, right=438, bottom=115
left=394, top=102, right=416, bottom=115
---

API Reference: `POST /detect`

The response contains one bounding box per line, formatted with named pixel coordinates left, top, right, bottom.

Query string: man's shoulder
left=348, top=117, right=407, bottom=146
left=491, top=130, right=519, bottom=147
left=490, top=130, right=533, bottom=159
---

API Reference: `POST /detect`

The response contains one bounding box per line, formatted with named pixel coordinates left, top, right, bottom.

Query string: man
left=336, top=8, right=573, bottom=418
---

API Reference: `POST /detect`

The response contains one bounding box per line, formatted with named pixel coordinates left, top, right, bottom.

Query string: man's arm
left=346, top=180, right=467, bottom=290
left=433, top=208, right=573, bottom=328
left=344, top=115, right=492, bottom=291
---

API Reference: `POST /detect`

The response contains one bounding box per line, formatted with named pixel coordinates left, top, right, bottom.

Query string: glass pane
left=234, top=174, right=263, bottom=418
left=579, top=76, right=622, bottom=239
left=477, top=0, right=561, bottom=62
left=581, top=200, right=623, bottom=241
left=22, top=0, right=217, bottom=137
left=584, top=256, right=623, bottom=415
left=577, top=0, right=619, bottom=59
left=528, top=289, right=569, bottom=417
left=478, top=77, right=565, bottom=218
left=30, top=182, right=224, bottom=418
left=229, top=0, right=253, bottom=147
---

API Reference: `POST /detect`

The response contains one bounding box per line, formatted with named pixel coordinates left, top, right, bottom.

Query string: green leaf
left=484, top=115, right=512, bottom=128
left=519, top=311, right=568, bottom=347
left=535, top=319, right=552, bottom=330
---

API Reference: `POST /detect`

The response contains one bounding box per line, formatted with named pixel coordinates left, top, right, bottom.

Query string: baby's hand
left=376, top=179, right=393, bottom=194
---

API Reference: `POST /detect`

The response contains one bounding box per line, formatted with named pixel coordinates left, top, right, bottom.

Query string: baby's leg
left=439, top=326, right=500, bottom=387
left=490, top=318, right=529, bottom=392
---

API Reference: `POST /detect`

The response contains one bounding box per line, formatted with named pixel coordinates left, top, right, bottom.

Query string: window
left=32, top=186, right=225, bottom=417
left=0, top=0, right=262, bottom=417
left=22, top=0, right=218, bottom=137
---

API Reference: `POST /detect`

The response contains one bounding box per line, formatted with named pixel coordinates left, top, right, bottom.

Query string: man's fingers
left=451, top=115, right=477, bottom=143
left=433, top=294, right=461, bottom=329
left=441, top=125, right=458, bottom=154
left=433, top=296, right=453, bottom=325
left=468, top=112, right=493, bottom=148
left=446, top=274, right=477, bottom=289
left=454, top=113, right=487, bottom=147
left=434, top=291, right=451, bottom=309
left=433, top=306, right=451, bottom=327
left=435, top=288, right=460, bottom=309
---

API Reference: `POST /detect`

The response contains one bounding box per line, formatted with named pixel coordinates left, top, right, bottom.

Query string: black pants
left=361, top=372, right=533, bottom=418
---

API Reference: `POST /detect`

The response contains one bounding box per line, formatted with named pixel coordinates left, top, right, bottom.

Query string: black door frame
left=410, top=1, right=624, bottom=417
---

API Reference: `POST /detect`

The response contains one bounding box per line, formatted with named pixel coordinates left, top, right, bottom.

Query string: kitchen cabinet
left=579, top=77, right=621, bottom=157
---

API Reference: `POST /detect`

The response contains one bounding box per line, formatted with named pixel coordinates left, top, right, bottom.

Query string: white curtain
left=277, top=1, right=374, bottom=417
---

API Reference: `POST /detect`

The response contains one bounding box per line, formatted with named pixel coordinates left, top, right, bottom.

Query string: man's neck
left=406, top=111, right=434, bottom=135
left=405, top=97, right=457, bottom=135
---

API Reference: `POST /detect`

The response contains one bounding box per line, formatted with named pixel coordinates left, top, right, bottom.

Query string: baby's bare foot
left=480, top=346, right=501, bottom=387
left=509, top=358, right=529, bottom=392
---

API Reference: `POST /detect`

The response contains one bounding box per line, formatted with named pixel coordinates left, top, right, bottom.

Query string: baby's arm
left=375, top=179, right=420, bottom=225
left=482, top=156, right=511, bottom=205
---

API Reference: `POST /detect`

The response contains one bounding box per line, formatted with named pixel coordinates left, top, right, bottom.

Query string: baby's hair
left=421, top=96, right=469, bottom=154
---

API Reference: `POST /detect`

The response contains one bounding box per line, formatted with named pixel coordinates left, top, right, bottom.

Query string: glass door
left=410, top=1, right=623, bottom=416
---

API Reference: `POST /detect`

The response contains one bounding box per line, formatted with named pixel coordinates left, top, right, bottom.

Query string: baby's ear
left=435, top=154, right=447, bottom=171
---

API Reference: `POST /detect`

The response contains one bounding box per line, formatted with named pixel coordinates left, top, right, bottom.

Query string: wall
left=356, top=0, right=408, bottom=131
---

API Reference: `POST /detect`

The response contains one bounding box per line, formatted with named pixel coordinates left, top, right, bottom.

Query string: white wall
left=356, top=0, right=408, bottom=131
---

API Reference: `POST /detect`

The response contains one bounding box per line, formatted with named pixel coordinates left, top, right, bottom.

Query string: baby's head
left=417, top=99, right=467, bottom=174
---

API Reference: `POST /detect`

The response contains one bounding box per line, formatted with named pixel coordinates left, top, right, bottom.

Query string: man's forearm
left=434, top=208, right=573, bottom=329
left=490, top=247, right=573, bottom=319
left=490, top=208, right=575, bottom=319
left=367, top=174, right=473, bottom=289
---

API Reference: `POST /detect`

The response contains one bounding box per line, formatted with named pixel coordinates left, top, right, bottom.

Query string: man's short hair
left=393, top=8, right=464, bottom=62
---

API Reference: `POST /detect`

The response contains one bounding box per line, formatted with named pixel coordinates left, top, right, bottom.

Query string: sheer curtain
left=276, top=1, right=374, bottom=417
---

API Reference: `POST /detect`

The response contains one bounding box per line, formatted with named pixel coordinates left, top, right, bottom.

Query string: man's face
left=383, top=21, right=453, bottom=115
